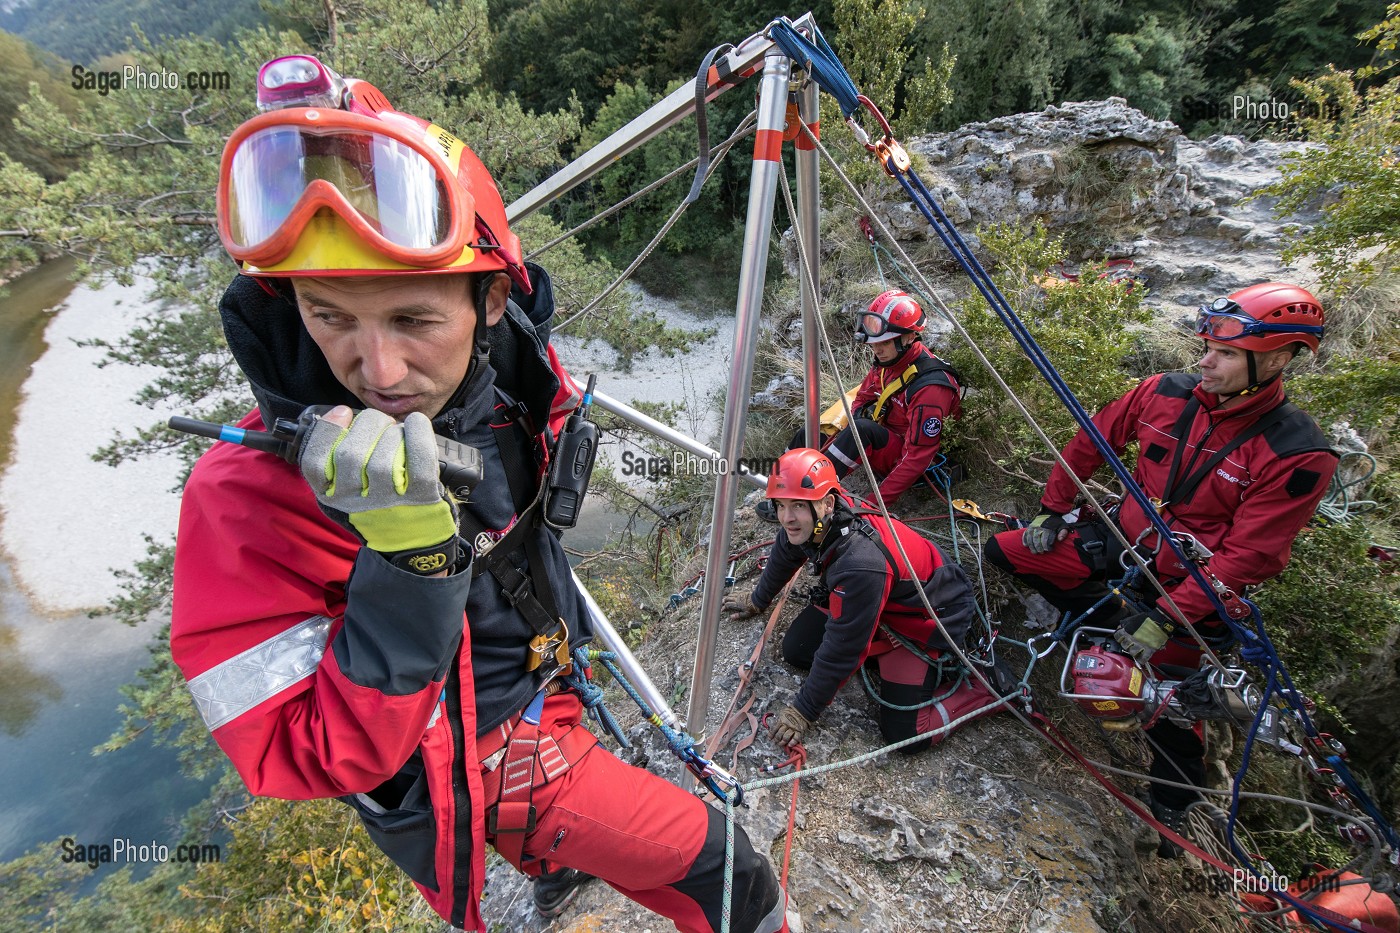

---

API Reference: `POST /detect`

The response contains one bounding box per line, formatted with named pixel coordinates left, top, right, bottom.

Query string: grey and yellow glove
left=1114, top=608, right=1175, bottom=663
left=769, top=703, right=812, bottom=747
left=1022, top=508, right=1068, bottom=555
left=722, top=588, right=762, bottom=619
left=299, top=407, right=460, bottom=574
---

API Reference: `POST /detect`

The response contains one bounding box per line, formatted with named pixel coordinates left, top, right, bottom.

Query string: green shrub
left=941, top=220, right=1153, bottom=503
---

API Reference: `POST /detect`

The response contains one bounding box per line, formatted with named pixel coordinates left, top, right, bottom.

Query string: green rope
left=860, top=666, right=967, bottom=710
left=1316, top=450, right=1379, bottom=524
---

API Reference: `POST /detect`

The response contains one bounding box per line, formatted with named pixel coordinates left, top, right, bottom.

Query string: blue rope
left=768, top=19, right=862, bottom=118
left=587, top=649, right=741, bottom=803
left=565, top=648, right=630, bottom=747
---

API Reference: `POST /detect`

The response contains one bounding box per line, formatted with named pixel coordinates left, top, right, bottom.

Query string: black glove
left=1022, top=508, right=1068, bottom=554
left=854, top=403, right=875, bottom=422
left=1114, top=607, right=1176, bottom=662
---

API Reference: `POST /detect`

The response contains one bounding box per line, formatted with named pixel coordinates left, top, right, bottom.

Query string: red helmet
left=1195, top=282, right=1324, bottom=354
left=216, top=55, right=529, bottom=291
left=766, top=448, right=840, bottom=501
left=856, top=289, right=925, bottom=344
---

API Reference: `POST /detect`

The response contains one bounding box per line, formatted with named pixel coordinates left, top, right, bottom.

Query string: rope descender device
left=849, top=95, right=910, bottom=175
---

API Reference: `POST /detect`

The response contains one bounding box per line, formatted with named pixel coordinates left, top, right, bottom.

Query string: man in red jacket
left=771, top=291, right=961, bottom=516
left=169, top=55, right=789, bottom=933
left=726, top=448, right=984, bottom=752
left=984, top=281, right=1336, bottom=853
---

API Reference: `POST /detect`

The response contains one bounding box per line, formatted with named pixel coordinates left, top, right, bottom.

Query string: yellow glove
left=298, top=407, right=459, bottom=568
left=1114, top=608, right=1175, bottom=663
left=1022, top=508, right=1068, bottom=554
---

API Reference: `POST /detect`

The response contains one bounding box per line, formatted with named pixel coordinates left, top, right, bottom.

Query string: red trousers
left=481, top=694, right=782, bottom=933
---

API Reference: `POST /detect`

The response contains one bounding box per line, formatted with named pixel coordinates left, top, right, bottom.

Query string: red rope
left=1030, top=714, right=1391, bottom=933
left=777, top=744, right=805, bottom=933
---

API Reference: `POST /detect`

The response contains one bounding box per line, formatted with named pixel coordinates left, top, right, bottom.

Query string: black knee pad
left=877, top=680, right=933, bottom=755
left=983, top=533, right=1013, bottom=572
left=671, top=805, right=781, bottom=933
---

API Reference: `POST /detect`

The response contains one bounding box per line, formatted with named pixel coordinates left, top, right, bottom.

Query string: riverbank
left=0, top=272, right=183, bottom=613
left=0, top=263, right=209, bottom=885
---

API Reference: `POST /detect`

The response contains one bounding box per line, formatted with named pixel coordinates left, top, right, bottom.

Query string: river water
left=0, top=266, right=739, bottom=886
left=0, top=262, right=207, bottom=885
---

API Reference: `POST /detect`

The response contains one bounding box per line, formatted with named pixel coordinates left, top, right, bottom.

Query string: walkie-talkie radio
left=543, top=374, right=600, bottom=529
left=168, top=405, right=484, bottom=497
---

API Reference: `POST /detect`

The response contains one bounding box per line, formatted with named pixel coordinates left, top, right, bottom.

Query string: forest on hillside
left=1, top=0, right=1392, bottom=284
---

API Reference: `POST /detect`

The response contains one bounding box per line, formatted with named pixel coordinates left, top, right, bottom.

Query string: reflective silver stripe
left=187, top=615, right=333, bottom=731
left=827, top=444, right=858, bottom=470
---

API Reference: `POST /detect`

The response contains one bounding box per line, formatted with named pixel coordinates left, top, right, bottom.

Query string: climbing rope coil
left=526, top=14, right=1395, bottom=932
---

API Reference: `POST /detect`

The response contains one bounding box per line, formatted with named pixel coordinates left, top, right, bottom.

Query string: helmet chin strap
left=809, top=494, right=849, bottom=546
left=1206, top=343, right=1273, bottom=401
left=874, top=333, right=918, bottom=367
left=438, top=275, right=497, bottom=414
left=809, top=501, right=827, bottom=544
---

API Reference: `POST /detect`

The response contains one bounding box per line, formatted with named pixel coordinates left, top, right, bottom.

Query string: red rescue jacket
left=1042, top=373, right=1337, bottom=622
left=172, top=271, right=583, bottom=931
left=850, top=341, right=962, bottom=501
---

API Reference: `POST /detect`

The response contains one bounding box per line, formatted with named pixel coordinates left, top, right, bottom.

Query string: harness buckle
left=487, top=803, right=537, bottom=834
left=526, top=620, right=572, bottom=674
left=502, top=575, right=532, bottom=607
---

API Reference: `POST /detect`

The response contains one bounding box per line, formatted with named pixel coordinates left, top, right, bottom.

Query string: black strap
left=849, top=514, right=923, bottom=608
left=684, top=43, right=735, bottom=205
left=1160, top=397, right=1205, bottom=505
left=452, top=397, right=561, bottom=637
left=1161, top=399, right=1300, bottom=509
left=902, top=357, right=964, bottom=400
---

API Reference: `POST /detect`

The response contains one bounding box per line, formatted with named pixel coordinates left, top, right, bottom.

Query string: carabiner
left=692, top=753, right=745, bottom=806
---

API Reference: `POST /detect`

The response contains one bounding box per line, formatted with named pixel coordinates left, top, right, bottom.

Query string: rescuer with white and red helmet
left=984, top=281, right=1336, bottom=855
left=788, top=289, right=963, bottom=509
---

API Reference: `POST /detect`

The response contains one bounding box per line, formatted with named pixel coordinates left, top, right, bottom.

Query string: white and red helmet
left=855, top=289, right=926, bottom=344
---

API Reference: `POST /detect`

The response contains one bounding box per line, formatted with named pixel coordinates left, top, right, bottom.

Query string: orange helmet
left=217, top=55, right=529, bottom=291
left=1195, top=282, right=1323, bottom=354
left=766, top=448, right=840, bottom=501
left=856, top=289, right=925, bottom=344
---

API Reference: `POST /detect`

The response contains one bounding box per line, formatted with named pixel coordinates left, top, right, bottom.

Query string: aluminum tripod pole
left=685, top=47, right=792, bottom=735
left=794, top=71, right=822, bottom=446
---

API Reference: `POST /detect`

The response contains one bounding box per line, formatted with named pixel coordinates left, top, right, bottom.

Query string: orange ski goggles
left=217, top=108, right=475, bottom=270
